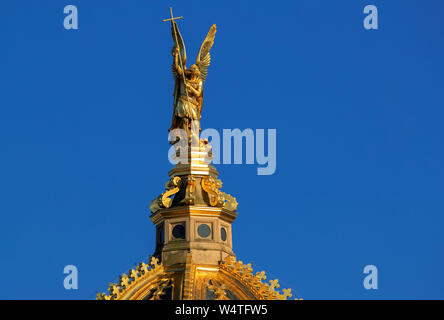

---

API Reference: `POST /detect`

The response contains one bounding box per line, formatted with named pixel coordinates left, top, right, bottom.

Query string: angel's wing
left=171, top=20, right=187, bottom=78
left=196, top=24, right=216, bottom=83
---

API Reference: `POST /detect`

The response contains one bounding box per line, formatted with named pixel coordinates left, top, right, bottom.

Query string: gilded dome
left=97, top=256, right=292, bottom=300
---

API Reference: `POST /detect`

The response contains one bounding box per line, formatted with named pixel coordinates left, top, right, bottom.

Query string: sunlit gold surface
left=97, top=255, right=294, bottom=300
left=150, top=176, right=182, bottom=213
left=169, top=19, right=216, bottom=138
left=97, top=9, right=297, bottom=301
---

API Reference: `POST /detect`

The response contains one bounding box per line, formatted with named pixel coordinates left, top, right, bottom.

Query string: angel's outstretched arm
left=173, top=46, right=183, bottom=76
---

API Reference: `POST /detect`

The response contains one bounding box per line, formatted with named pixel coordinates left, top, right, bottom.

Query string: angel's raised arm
left=172, top=47, right=183, bottom=76
left=171, top=21, right=187, bottom=78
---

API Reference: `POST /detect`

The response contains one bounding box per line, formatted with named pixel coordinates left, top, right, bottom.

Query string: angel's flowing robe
left=174, top=78, right=202, bottom=121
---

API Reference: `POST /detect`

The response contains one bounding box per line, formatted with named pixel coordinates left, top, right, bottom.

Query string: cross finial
left=150, top=256, right=160, bottom=267
left=162, top=7, right=183, bottom=22
left=269, top=279, right=280, bottom=290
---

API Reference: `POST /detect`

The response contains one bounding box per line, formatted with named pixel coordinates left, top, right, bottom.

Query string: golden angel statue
left=169, top=20, right=216, bottom=142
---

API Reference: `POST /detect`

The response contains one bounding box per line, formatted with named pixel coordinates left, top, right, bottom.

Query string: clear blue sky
left=0, top=0, right=443, bottom=299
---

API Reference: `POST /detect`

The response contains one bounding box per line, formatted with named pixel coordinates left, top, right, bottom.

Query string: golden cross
left=269, top=279, right=280, bottom=290
left=255, top=271, right=266, bottom=281
left=150, top=256, right=159, bottom=267
left=162, top=7, right=183, bottom=22
left=119, top=274, right=130, bottom=288
left=282, top=288, right=293, bottom=299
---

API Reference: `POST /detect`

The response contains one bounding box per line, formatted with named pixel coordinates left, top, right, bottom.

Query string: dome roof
left=97, top=256, right=293, bottom=300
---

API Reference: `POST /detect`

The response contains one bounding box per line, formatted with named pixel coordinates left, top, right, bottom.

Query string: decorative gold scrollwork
left=219, top=255, right=295, bottom=300
left=185, top=176, right=196, bottom=205
left=150, top=177, right=182, bottom=213
left=207, top=278, right=229, bottom=300
left=201, top=176, right=224, bottom=206
left=220, top=192, right=238, bottom=212
left=147, top=278, right=172, bottom=300
left=97, top=256, right=165, bottom=300
left=201, top=176, right=238, bottom=211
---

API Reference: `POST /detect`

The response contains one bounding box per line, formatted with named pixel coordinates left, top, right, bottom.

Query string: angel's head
left=186, top=64, right=200, bottom=79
